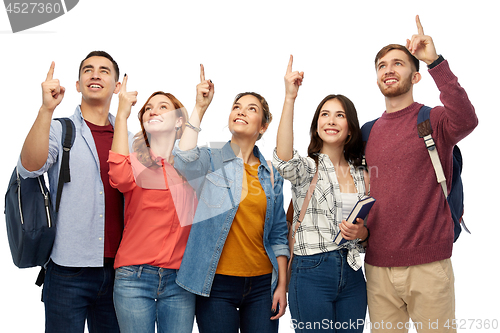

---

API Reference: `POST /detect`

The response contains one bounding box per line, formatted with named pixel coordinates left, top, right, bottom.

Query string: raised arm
left=275, top=55, right=304, bottom=161
left=20, top=62, right=66, bottom=171
left=407, top=15, right=477, bottom=139
left=111, top=74, right=137, bottom=156
left=178, top=64, right=214, bottom=151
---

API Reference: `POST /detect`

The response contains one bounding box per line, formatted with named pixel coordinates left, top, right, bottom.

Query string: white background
left=1, top=1, right=498, bottom=332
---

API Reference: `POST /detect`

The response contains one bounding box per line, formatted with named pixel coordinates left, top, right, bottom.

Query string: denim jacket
left=172, top=140, right=289, bottom=297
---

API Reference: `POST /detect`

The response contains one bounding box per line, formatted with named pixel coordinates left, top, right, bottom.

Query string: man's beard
left=377, top=74, right=412, bottom=98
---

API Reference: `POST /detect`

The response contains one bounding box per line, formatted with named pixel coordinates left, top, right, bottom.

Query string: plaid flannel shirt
left=273, top=148, right=367, bottom=271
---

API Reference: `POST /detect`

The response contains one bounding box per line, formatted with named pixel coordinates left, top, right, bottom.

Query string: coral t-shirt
left=108, top=150, right=196, bottom=269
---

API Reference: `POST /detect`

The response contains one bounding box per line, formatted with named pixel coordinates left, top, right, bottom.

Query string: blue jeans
left=288, top=249, right=367, bottom=333
left=113, top=265, right=195, bottom=333
left=195, top=273, right=278, bottom=333
left=43, top=260, right=119, bottom=333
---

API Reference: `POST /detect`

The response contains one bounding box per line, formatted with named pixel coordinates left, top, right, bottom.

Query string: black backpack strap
left=54, top=118, right=75, bottom=212
left=417, top=105, right=433, bottom=132
left=361, top=118, right=379, bottom=167
left=35, top=267, right=46, bottom=287
left=361, top=118, right=378, bottom=143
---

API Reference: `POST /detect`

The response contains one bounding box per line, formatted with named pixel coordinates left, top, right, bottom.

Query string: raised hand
left=41, top=62, right=65, bottom=113
left=276, top=55, right=302, bottom=161
left=284, top=55, right=304, bottom=100
left=405, top=15, right=439, bottom=65
left=117, top=74, right=138, bottom=120
left=195, top=64, right=214, bottom=117
left=179, top=65, right=214, bottom=151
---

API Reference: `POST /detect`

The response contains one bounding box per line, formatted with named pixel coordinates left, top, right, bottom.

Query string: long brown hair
left=133, top=91, right=188, bottom=167
left=307, top=94, right=363, bottom=167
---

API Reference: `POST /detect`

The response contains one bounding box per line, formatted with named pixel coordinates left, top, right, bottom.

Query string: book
left=334, top=196, right=376, bottom=245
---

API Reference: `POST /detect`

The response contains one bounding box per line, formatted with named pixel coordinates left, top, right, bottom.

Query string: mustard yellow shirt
left=216, top=162, right=273, bottom=276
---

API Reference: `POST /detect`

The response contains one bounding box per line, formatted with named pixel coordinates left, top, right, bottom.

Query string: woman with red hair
left=108, top=75, right=196, bottom=333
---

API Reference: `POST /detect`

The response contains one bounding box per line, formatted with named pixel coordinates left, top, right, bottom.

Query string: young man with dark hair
left=363, top=16, right=478, bottom=332
left=78, top=50, right=120, bottom=81
left=18, top=51, right=130, bottom=333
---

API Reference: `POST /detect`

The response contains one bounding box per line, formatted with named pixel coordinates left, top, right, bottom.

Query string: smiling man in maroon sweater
left=363, top=16, right=478, bottom=332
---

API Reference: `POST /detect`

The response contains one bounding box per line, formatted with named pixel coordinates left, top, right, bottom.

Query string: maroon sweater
left=364, top=60, right=478, bottom=267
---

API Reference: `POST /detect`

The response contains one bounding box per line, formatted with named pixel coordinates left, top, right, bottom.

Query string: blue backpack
left=361, top=106, right=469, bottom=242
left=5, top=118, right=75, bottom=273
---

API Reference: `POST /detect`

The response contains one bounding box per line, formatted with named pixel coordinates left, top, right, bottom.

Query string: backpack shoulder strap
left=54, top=118, right=75, bottom=212
left=361, top=118, right=379, bottom=143
left=416, top=106, right=448, bottom=197
left=361, top=118, right=379, bottom=167
left=417, top=105, right=433, bottom=129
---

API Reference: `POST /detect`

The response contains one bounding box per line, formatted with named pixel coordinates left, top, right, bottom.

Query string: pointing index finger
left=121, top=74, right=128, bottom=92
left=200, top=64, right=206, bottom=82
left=46, top=61, right=55, bottom=81
left=287, top=55, right=293, bottom=74
left=416, top=15, right=424, bottom=35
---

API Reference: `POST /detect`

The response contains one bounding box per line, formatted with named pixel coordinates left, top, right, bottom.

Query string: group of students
left=18, top=16, right=477, bottom=333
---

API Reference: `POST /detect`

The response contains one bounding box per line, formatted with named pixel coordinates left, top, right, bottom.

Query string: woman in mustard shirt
left=173, top=65, right=289, bottom=333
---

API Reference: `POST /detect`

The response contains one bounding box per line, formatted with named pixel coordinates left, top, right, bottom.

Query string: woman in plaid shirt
left=273, top=56, right=368, bottom=332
